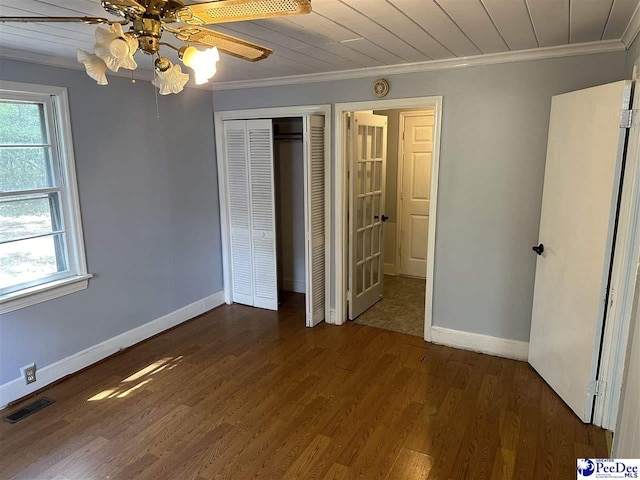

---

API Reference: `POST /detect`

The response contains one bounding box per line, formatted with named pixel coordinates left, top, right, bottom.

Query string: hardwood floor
left=0, top=294, right=607, bottom=479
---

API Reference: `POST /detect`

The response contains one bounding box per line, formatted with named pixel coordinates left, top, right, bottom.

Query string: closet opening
left=215, top=107, right=329, bottom=328
left=274, top=117, right=305, bottom=303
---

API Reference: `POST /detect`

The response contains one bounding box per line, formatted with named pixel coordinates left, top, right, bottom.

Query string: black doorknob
left=532, top=243, right=544, bottom=255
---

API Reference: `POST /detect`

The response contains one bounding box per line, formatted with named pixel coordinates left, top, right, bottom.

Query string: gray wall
left=214, top=51, right=627, bottom=342
left=0, top=59, right=222, bottom=385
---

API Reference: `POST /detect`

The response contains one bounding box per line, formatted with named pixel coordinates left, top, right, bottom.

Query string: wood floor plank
left=29, top=436, right=110, bottom=480
left=0, top=294, right=609, bottom=480
left=283, top=434, right=333, bottom=479
left=322, top=463, right=352, bottom=480
left=386, top=448, right=433, bottom=480
left=490, top=447, right=516, bottom=480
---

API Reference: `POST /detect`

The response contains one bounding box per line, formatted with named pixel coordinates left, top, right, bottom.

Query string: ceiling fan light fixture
left=109, top=37, right=130, bottom=59
left=94, top=23, right=138, bottom=71
left=152, top=63, right=190, bottom=95
left=154, top=56, right=172, bottom=72
left=7, top=0, right=312, bottom=95
left=179, top=45, right=219, bottom=85
left=77, top=49, right=109, bottom=85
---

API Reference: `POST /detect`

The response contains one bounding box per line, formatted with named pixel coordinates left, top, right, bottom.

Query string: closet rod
left=274, top=133, right=303, bottom=140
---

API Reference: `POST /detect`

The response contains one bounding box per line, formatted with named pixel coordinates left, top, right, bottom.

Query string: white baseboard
left=0, top=291, right=225, bottom=409
left=282, top=278, right=305, bottom=294
left=384, top=263, right=396, bottom=276
left=328, top=308, right=338, bottom=325
left=430, top=326, right=529, bottom=361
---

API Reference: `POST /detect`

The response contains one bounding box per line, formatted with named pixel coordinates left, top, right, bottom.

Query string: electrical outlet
left=20, top=363, right=36, bottom=385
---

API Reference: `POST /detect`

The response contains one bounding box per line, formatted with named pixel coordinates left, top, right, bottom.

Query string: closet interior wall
left=274, top=117, right=306, bottom=295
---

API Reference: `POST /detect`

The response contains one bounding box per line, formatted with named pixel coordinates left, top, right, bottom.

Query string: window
left=0, top=81, right=90, bottom=314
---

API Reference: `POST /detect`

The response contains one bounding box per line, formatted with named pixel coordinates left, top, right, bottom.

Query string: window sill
left=0, top=274, right=93, bottom=314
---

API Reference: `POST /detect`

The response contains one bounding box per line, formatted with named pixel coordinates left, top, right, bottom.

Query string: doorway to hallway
left=341, top=100, right=441, bottom=339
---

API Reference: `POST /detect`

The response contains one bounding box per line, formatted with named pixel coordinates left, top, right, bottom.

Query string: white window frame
left=0, top=81, right=91, bottom=314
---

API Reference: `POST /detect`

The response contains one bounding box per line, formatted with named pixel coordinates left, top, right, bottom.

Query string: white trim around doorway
left=213, top=105, right=332, bottom=324
left=334, top=96, right=443, bottom=342
left=593, top=79, right=640, bottom=431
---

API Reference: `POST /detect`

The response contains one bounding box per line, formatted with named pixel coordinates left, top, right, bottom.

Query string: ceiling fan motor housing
left=102, top=0, right=187, bottom=54
left=133, top=17, right=162, bottom=54
left=143, top=0, right=184, bottom=16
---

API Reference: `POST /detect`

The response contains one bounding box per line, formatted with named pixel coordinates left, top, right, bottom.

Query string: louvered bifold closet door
left=247, top=119, right=278, bottom=310
left=304, top=115, right=326, bottom=326
left=224, top=120, right=254, bottom=306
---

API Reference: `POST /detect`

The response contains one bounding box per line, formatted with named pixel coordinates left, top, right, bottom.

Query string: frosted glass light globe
left=181, top=46, right=219, bottom=85
left=109, top=38, right=130, bottom=59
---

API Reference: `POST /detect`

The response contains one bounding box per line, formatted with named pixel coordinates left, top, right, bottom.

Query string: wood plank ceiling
left=0, top=0, right=638, bottom=84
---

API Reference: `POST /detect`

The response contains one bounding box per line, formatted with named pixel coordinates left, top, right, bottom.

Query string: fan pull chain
left=152, top=59, right=160, bottom=119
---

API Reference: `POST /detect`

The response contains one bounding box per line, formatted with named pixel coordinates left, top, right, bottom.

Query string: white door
left=224, top=119, right=278, bottom=310
left=224, top=120, right=254, bottom=306
left=349, top=112, right=388, bottom=320
left=303, top=115, right=326, bottom=327
left=399, top=113, right=434, bottom=278
left=248, top=119, right=278, bottom=310
left=529, top=80, right=632, bottom=422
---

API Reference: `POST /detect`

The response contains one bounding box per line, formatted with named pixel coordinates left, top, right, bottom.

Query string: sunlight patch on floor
left=86, top=355, right=183, bottom=401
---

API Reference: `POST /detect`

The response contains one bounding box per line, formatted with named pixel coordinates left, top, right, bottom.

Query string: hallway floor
left=355, top=274, right=426, bottom=337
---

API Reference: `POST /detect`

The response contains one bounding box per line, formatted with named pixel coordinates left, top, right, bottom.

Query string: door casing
left=596, top=77, right=640, bottom=431
left=334, top=96, right=443, bottom=341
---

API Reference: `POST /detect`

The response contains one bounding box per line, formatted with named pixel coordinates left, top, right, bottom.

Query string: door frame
left=594, top=78, right=640, bottom=430
left=334, top=96, right=443, bottom=341
left=395, top=110, right=436, bottom=278
left=214, top=105, right=332, bottom=325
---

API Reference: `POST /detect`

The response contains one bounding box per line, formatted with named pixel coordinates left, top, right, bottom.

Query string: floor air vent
left=3, top=397, right=55, bottom=424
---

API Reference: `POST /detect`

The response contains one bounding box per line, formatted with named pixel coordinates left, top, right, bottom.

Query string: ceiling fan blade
left=0, top=16, right=126, bottom=25
left=174, top=25, right=273, bottom=61
left=177, top=0, right=311, bottom=25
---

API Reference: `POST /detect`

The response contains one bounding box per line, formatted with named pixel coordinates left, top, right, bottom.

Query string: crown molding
left=622, top=2, right=640, bottom=48
left=211, top=40, right=625, bottom=91
left=0, top=47, right=212, bottom=91
left=0, top=39, right=626, bottom=93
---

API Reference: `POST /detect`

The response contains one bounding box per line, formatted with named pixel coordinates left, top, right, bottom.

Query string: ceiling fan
left=0, top=0, right=312, bottom=94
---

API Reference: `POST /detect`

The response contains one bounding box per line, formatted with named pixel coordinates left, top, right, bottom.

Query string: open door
left=304, top=115, right=326, bottom=327
left=529, top=80, right=632, bottom=422
left=348, top=112, right=388, bottom=320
